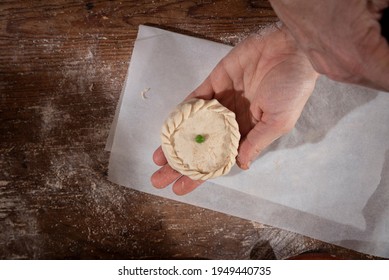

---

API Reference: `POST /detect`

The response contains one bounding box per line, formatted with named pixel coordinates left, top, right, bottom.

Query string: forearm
left=269, top=0, right=389, bottom=91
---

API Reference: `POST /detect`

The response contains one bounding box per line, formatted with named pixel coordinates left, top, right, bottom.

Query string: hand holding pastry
left=151, top=25, right=318, bottom=195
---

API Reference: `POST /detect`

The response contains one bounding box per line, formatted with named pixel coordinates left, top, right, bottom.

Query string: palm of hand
left=152, top=27, right=318, bottom=195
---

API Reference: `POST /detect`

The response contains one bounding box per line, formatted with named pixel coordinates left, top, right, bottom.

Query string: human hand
left=151, top=25, right=318, bottom=195
left=270, top=0, right=389, bottom=91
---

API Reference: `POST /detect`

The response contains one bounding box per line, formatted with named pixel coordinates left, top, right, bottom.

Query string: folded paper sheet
left=107, top=25, right=389, bottom=258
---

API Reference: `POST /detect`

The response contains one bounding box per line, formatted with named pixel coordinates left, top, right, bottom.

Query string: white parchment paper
left=107, top=25, right=389, bottom=258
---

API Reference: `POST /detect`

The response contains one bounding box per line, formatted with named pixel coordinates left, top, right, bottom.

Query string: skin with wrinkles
left=151, top=0, right=389, bottom=195
left=151, top=26, right=318, bottom=195
left=270, top=0, right=389, bottom=90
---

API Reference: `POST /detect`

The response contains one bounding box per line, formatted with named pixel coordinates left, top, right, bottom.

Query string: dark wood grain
left=0, top=0, right=381, bottom=259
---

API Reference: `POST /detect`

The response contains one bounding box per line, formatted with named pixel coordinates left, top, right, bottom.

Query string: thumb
left=236, top=117, right=294, bottom=169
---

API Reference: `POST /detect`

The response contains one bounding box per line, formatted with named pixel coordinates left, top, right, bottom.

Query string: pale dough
left=161, top=98, right=240, bottom=180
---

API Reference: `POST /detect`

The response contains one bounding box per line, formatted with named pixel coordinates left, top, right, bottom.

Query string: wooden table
left=0, top=0, right=380, bottom=259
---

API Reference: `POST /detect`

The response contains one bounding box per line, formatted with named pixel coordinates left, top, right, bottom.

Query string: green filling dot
left=195, top=134, right=205, bottom=143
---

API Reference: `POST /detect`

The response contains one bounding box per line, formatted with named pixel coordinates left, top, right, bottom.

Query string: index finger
left=153, top=146, right=167, bottom=166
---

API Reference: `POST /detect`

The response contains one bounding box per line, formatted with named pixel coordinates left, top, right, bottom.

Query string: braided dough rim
left=161, top=98, right=240, bottom=180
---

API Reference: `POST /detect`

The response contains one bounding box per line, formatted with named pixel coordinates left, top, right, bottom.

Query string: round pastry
left=161, top=98, right=240, bottom=180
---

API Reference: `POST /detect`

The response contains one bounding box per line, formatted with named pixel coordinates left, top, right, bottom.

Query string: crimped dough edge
left=161, top=98, right=240, bottom=180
